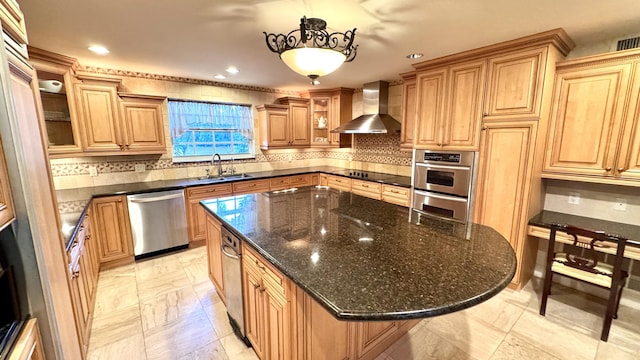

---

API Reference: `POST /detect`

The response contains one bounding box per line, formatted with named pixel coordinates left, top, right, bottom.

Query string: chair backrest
left=549, top=224, right=628, bottom=276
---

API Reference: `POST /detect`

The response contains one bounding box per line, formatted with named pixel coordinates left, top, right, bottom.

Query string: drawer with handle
left=351, top=179, right=381, bottom=199
left=187, top=184, right=233, bottom=198
left=233, top=179, right=270, bottom=194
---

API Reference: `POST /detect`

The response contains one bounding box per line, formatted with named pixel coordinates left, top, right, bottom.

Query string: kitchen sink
left=198, top=173, right=253, bottom=181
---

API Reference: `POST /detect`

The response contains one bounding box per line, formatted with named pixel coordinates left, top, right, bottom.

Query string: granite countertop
left=56, top=167, right=412, bottom=250
left=528, top=210, right=640, bottom=247
left=201, top=186, right=516, bottom=321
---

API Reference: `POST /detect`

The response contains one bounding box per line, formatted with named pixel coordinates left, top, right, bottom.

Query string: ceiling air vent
left=617, top=36, right=640, bottom=51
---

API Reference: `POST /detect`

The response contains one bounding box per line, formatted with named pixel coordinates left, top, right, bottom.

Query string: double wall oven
left=412, top=150, right=477, bottom=223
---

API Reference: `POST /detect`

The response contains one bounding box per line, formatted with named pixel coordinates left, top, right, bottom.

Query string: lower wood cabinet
left=380, top=185, right=410, bottom=207
left=68, top=212, right=99, bottom=356
left=326, top=175, right=352, bottom=192
left=8, top=318, right=45, bottom=360
left=233, top=179, right=270, bottom=195
left=351, top=180, right=381, bottom=200
left=186, top=183, right=233, bottom=245
left=205, top=214, right=225, bottom=304
left=242, top=243, right=294, bottom=360
left=91, top=195, right=134, bottom=268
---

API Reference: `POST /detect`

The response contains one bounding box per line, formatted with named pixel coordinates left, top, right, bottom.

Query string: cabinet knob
left=605, top=166, right=612, bottom=172
left=259, top=287, right=266, bottom=293
left=618, top=167, right=625, bottom=173
left=253, top=283, right=260, bottom=289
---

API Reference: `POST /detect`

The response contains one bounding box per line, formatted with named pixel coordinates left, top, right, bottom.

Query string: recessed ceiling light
left=225, top=67, right=239, bottom=74
left=213, top=74, right=227, bottom=80
left=406, top=53, right=423, bottom=59
left=88, top=45, right=110, bottom=55
left=311, top=79, right=320, bottom=85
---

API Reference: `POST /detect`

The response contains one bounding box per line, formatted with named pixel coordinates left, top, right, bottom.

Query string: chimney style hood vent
left=331, top=81, right=401, bottom=134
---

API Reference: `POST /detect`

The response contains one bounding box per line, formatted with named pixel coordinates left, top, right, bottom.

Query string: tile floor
left=86, top=246, right=640, bottom=360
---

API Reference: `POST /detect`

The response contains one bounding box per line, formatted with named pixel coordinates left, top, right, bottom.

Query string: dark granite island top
left=201, top=186, right=517, bottom=321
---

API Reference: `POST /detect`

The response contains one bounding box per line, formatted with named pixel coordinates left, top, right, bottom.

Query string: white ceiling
left=18, top=0, right=640, bottom=92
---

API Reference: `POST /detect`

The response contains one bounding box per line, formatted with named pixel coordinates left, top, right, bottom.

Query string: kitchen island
left=201, top=186, right=517, bottom=359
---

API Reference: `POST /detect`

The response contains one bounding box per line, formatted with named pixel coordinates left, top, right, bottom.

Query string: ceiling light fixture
left=225, top=67, right=239, bottom=74
left=406, top=53, right=423, bottom=59
left=88, top=45, right=110, bottom=55
left=213, top=74, right=226, bottom=80
left=264, top=16, right=358, bottom=83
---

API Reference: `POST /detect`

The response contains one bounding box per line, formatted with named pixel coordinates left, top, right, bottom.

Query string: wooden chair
left=539, top=224, right=629, bottom=342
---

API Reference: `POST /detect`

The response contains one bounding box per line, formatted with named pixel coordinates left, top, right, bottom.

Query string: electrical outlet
left=613, top=198, right=627, bottom=211
left=134, top=164, right=146, bottom=172
left=89, top=165, right=98, bottom=177
left=568, top=192, right=580, bottom=205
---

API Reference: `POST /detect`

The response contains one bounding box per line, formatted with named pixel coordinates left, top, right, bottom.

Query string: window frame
left=168, top=98, right=255, bottom=163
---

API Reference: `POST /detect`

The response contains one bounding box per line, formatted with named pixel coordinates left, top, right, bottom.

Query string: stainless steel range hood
left=331, top=81, right=401, bottom=134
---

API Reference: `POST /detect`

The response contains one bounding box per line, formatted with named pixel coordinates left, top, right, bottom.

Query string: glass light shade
left=280, top=47, right=347, bottom=77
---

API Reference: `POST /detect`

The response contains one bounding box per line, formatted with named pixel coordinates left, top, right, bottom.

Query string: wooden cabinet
left=0, top=0, right=27, bottom=47
left=326, top=175, right=352, bottom=192
left=400, top=72, right=417, bottom=149
left=117, top=94, right=166, bottom=153
left=67, top=212, right=98, bottom=356
left=380, top=184, right=410, bottom=207
left=484, top=47, right=549, bottom=120
left=8, top=318, right=45, bottom=360
left=242, top=244, right=294, bottom=360
left=91, top=195, right=134, bottom=268
left=306, top=88, right=354, bottom=148
left=75, top=74, right=166, bottom=155
left=351, top=179, right=381, bottom=200
left=75, top=76, right=123, bottom=153
left=289, top=174, right=312, bottom=187
left=29, top=47, right=83, bottom=155
left=474, top=121, right=541, bottom=288
left=415, top=59, right=486, bottom=150
left=0, top=133, right=15, bottom=231
left=233, top=179, right=270, bottom=194
left=186, top=183, right=233, bottom=245
left=205, top=214, right=225, bottom=304
left=354, top=321, right=400, bottom=359
left=543, top=52, right=640, bottom=186
left=257, top=98, right=310, bottom=150
left=269, top=176, right=290, bottom=191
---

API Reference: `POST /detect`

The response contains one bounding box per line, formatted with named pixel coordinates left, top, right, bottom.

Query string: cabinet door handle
left=618, top=167, right=625, bottom=173
left=259, top=287, right=266, bottom=293
left=605, top=166, right=612, bottom=172
left=253, top=283, right=260, bottom=289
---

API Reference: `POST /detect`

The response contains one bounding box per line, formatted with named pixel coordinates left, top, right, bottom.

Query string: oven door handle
left=414, top=163, right=470, bottom=171
left=413, top=190, right=468, bottom=202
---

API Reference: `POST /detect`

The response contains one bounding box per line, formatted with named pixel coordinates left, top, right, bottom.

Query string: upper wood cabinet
left=29, top=47, right=83, bottom=155
left=0, top=0, right=27, bottom=46
left=400, top=72, right=417, bottom=150
left=118, top=93, right=166, bottom=153
left=258, top=97, right=310, bottom=150
left=305, top=88, right=354, bottom=148
left=0, top=133, right=15, bottom=232
left=415, top=59, right=486, bottom=150
left=484, top=47, right=549, bottom=120
left=542, top=54, right=637, bottom=183
left=75, top=74, right=167, bottom=155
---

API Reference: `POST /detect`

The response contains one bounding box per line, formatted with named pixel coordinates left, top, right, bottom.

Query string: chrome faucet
left=212, top=153, right=223, bottom=176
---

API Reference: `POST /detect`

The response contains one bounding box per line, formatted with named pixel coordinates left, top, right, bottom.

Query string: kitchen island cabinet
left=202, top=187, right=516, bottom=359
left=91, top=195, right=134, bottom=268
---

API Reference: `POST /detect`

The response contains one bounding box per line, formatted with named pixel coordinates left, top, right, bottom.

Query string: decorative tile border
left=50, top=135, right=410, bottom=177
left=58, top=200, right=88, bottom=213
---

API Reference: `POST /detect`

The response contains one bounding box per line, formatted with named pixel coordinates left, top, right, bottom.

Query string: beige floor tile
left=193, top=279, right=223, bottom=305
left=89, top=305, right=144, bottom=350
left=93, top=281, right=139, bottom=318
left=218, top=334, right=259, bottom=360
left=139, top=285, right=201, bottom=332
left=87, top=332, right=146, bottom=360
left=136, top=253, right=186, bottom=281
left=464, top=292, right=525, bottom=332
left=183, top=258, right=210, bottom=285
left=425, top=311, right=506, bottom=360
left=136, top=268, right=192, bottom=301
left=595, top=340, right=639, bottom=360
left=177, top=339, right=229, bottom=360
left=175, top=246, right=207, bottom=264
left=201, top=295, right=235, bottom=338
left=144, top=307, right=218, bottom=359
left=510, top=310, right=599, bottom=360
left=386, top=325, right=475, bottom=360
left=489, top=333, right=561, bottom=360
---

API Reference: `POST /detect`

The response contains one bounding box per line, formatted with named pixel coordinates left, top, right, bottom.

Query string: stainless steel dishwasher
left=127, top=189, right=189, bottom=259
left=221, top=226, right=249, bottom=344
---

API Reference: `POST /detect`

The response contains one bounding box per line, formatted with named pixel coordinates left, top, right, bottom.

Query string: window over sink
left=168, top=99, right=255, bottom=162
